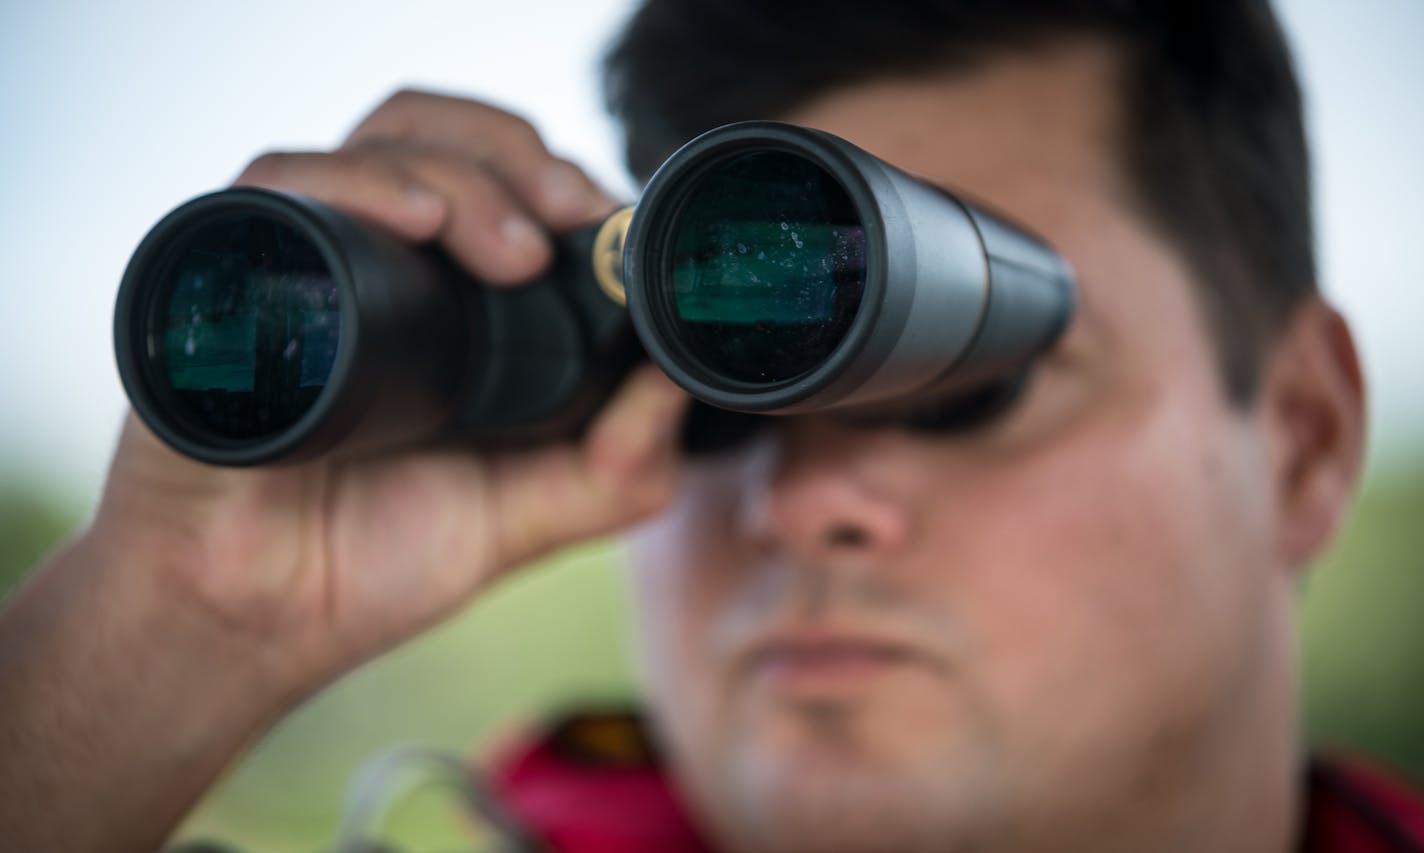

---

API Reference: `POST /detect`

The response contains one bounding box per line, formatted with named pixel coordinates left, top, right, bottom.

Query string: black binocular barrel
left=623, top=121, right=1075, bottom=418
left=114, top=188, right=634, bottom=466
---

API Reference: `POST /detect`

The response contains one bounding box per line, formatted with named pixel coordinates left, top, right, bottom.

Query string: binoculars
left=114, top=121, right=1075, bottom=466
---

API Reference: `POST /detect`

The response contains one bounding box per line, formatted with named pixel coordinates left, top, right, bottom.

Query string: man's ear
left=1258, top=297, right=1367, bottom=570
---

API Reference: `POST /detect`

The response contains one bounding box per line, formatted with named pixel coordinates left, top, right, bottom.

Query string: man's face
left=626, top=43, right=1297, bottom=853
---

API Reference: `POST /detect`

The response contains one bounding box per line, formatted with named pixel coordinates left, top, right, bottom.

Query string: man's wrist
left=33, top=523, right=317, bottom=728
left=0, top=525, right=312, bottom=851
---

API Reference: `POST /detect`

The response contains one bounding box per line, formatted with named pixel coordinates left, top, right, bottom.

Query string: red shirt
left=1304, top=759, right=1424, bottom=852
left=488, top=711, right=1424, bottom=853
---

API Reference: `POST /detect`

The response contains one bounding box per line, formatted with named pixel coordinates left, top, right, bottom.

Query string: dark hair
left=602, top=0, right=1314, bottom=402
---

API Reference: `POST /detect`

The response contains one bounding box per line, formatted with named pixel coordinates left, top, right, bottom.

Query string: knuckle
left=495, top=109, right=540, bottom=141
left=237, top=150, right=296, bottom=184
left=450, top=100, right=542, bottom=152
left=490, top=111, right=544, bottom=154
left=350, top=88, right=431, bottom=141
left=324, top=147, right=377, bottom=173
left=380, top=86, right=430, bottom=112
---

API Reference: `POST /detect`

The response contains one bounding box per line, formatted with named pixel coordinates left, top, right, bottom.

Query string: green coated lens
left=154, top=215, right=340, bottom=440
left=668, top=150, right=865, bottom=385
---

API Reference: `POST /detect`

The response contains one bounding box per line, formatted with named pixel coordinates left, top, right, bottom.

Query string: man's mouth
left=743, top=631, right=927, bottom=698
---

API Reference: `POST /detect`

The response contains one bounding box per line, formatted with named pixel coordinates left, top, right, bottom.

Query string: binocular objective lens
left=668, top=150, right=866, bottom=386
left=152, top=216, right=341, bottom=441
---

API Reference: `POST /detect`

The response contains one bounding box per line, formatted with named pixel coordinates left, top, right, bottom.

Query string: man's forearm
left=0, top=531, right=302, bottom=853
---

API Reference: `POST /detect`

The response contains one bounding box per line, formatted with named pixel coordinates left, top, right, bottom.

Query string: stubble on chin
left=688, top=697, right=996, bottom=853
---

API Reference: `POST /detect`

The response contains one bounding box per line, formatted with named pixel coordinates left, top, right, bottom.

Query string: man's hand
left=0, top=89, right=688, bottom=853
left=108, top=89, right=688, bottom=685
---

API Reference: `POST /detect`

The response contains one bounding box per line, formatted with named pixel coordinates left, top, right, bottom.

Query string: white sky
left=1, top=0, right=1420, bottom=502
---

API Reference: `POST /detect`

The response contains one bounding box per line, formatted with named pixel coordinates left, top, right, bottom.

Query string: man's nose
left=742, top=419, right=913, bottom=562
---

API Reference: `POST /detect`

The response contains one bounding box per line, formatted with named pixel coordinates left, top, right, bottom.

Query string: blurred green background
left=2, top=451, right=1422, bottom=852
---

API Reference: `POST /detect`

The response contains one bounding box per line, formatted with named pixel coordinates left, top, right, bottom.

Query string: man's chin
left=710, top=748, right=968, bottom=853
left=693, top=703, right=990, bottom=853
left=744, top=694, right=885, bottom=765
left=732, top=675, right=967, bottom=772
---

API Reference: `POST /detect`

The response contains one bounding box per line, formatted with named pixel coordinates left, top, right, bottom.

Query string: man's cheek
left=628, top=529, right=738, bottom=716
left=954, top=414, right=1250, bottom=745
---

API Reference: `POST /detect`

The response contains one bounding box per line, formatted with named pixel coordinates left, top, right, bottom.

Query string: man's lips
left=740, top=629, right=938, bottom=697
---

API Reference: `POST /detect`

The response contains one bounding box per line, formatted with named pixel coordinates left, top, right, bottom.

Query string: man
left=0, top=1, right=1418, bottom=851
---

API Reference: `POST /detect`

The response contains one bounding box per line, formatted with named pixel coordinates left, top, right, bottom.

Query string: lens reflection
left=156, top=215, right=339, bottom=440
left=669, top=150, right=865, bottom=385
